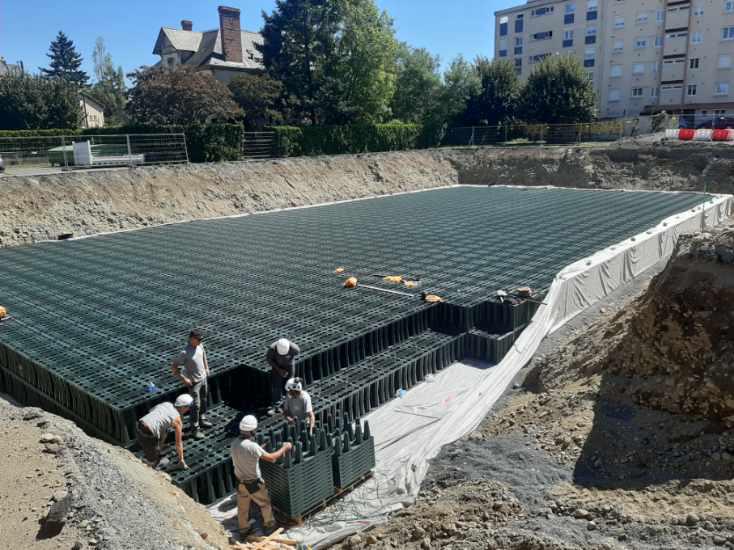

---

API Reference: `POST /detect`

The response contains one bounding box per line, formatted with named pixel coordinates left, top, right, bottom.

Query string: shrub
left=271, top=123, right=421, bottom=157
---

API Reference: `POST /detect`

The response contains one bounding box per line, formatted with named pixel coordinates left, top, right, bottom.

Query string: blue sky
left=0, top=0, right=507, bottom=79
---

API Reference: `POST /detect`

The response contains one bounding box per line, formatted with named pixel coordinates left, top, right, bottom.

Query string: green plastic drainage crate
left=261, top=431, right=336, bottom=519
left=333, top=420, right=375, bottom=489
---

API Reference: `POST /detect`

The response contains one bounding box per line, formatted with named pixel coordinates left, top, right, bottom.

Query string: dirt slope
left=0, top=395, right=231, bottom=550
left=343, top=225, right=734, bottom=550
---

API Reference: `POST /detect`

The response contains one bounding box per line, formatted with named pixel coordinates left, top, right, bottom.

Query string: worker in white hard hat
left=230, top=415, right=292, bottom=538
left=283, top=377, right=316, bottom=435
left=265, top=338, right=300, bottom=414
left=136, top=394, right=193, bottom=470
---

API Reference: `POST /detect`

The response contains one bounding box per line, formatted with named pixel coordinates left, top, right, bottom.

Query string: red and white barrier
left=665, top=128, right=734, bottom=141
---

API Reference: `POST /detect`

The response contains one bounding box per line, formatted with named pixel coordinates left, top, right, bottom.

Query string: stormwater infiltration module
left=0, top=186, right=711, bottom=509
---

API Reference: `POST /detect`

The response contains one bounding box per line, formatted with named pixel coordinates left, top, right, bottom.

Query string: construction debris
left=0, top=305, right=7, bottom=319
left=334, top=267, right=345, bottom=274
left=383, top=275, right=403, bottom=284
left=420, top=292, right=444, bottom=303
left=343, top=276, right=359, bottom=289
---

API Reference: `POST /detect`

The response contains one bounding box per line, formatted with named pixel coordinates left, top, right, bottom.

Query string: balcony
left=664, top=7, right=690, bottom=31
left=663, top=33, right=688, bottom=56
left=661, top=59, right=685, bottom=81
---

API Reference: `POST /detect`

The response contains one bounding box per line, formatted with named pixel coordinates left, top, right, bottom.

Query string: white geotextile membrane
left=209, top=189, right=733, bottom=548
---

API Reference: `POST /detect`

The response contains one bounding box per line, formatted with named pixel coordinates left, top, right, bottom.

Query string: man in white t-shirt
left=230, top=415, right=292, bottom=538
left=282, top=377, right=315, bottom=435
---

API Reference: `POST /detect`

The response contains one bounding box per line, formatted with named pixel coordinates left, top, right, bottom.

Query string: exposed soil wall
left=2, top=142, right=734, bottom=248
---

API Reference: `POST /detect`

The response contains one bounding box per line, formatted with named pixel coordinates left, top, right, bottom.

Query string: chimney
left=181, top=20, right=193, bottom=31
left=218, top=6, right=243, bottom=63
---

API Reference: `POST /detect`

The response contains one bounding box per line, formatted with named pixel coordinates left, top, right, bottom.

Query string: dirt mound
left=598, top=229, right=734, bottom=422
left=0, top=395, right=230, bottom=550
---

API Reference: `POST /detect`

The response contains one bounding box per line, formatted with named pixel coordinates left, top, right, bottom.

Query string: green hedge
left=271, top=123, right=421, bottom=157
left=0, top=124, right=244, bottom=163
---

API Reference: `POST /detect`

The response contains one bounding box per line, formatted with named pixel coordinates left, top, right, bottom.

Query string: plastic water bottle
left=146, top=381, right=158, bottom=394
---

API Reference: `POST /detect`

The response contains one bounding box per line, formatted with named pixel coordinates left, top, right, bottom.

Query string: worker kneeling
left=283, top=378, right=315, bottom=435
left=136, top=394, right=192, bottom=470
left=231, top=415, right=292, bottom=538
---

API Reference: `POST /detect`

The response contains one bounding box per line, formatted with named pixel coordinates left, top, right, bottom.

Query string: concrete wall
left=2, top=143, right=734, bottom=248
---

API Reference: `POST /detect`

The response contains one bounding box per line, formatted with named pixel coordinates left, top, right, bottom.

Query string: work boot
left=193, top=429, right=205, bottom=440
left=266, top=407, right=277, bottom=417
left=262, top=523, right=278, bottom=536
left=237, top=526, right=253, bottom=541
left=200, top=418, right=213, bottom=429
left=155, top=457, right=171, bottom=470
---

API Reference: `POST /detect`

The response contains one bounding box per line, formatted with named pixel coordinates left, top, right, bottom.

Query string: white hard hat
left=285, top=378, right=303, bottom=392
left=174, top=394, right=194, bottom=408
left=239, top=415, right=258, bottom=433
left=276, top=338, right=290, bottom=356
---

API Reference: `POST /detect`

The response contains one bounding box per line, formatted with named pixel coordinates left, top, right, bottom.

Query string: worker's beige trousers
left=237, top=481, right=274, bottom=530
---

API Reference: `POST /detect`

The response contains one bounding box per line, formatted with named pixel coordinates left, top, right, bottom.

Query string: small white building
left=79, top=93, right=105, bottom=129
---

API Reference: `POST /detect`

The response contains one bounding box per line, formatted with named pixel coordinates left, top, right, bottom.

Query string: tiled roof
left=154, top=27, right=264, bottom=71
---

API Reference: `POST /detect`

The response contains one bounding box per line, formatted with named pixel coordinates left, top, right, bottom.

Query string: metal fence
left=673, top=112, right=734, bottom=130
left=242, top=131, right=277, bottom=160
left=443, top=120, right=644, bottom=147
left=0, top=133, right=188, bottom=176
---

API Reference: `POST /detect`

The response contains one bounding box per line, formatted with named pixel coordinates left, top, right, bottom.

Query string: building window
left=515, top=37, right=524, bottom=55
left=533, top=30, right=553, bottom=40
left=687, top=84, right=697, bottom=96
left=614, top=39, right=624, bottom=52
left=515, top=57, right=523, bottom=69
left=715, top=82, right=730, bottom=95
left=651, top=87, right=659, bottom=98
left=691, top=32, right=703, bottom=44
left=500, top=16, right=509, bottom=36
left=515, top=14, right=524, bottom=33
left=584, top=47, right=595, bottom=67
left=609, top=89, right=622, bottom=102
left=720, top=54, right=732, bottom=68
left=586, top=28, right=597, bottom=44
left=633, top=63, right=645, bottom=74
left=635, top=38, right=648, bottom=49
left=614, top=16, right=625, bottom=29
left=587, top=9, right=598, bottom=21
left=723, top=27, right=734, bottom=40
left=499, top=37, right=508, bottom=57
left=529, top=53, right=550, bottom=64
left=726, top=1, right=734, bottom=14
left=632, top=87, right=644, bottom=97
left=690, top=58, right=700, bottom=69
left=655, top=36, right=663, bottom=48
left=636, top=12, right=649, bottom=24
left=693, top=4, right=704, bottom=16
left=532, top=6, right=554, bottom=16
left=563, top=30, right=574, bottom=48
left=564, top=5, right=575, bottom=25
left=610, top=65, right=622, bottom=77
left=656, top=10, right=665, bottom=24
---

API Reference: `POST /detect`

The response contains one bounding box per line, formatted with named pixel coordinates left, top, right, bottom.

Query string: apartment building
left=495, top=0, right=734, bottom=119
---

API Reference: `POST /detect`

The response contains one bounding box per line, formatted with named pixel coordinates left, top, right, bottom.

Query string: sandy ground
left=339, top=226, right=734, bottom=550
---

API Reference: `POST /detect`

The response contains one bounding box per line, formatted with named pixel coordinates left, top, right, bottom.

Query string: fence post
left=61, top=135, right=68, bottom=169
left=126, top=134, right=133, bottom=167
left=182, top=133, right=190, bottom=164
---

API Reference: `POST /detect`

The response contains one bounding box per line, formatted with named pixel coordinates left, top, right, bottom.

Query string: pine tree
left=40, top=31, right=89, bottom=86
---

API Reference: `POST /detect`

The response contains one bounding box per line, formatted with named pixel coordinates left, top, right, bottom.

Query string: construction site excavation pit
left=0, top=185, right=713, bottom=506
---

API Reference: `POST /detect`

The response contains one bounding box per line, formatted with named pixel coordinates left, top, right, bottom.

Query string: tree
left=229, top=74, right=283, bottom=128
left=440, top=56, right=481, bottom=126
left=519, top=55, right=596, bottom=123
left=40, top=31, right=89, bottom=86
left=0, top=74, right=80, bottom=129
left=88, top=37, right=127, bottom=125
left=320, top=0, right=398, bottom=124
left=261, top=0, right=342, bottom=125
left=464, top=57, right=520, bottom=125
left=125, top=67, right=241, bottom=126
left=260, top=0, right=398, bottom=125
left=390, top=44, right=442, bottom=124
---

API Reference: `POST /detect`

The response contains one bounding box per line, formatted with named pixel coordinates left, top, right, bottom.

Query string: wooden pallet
left=274, top=471, right=374, bottom=526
